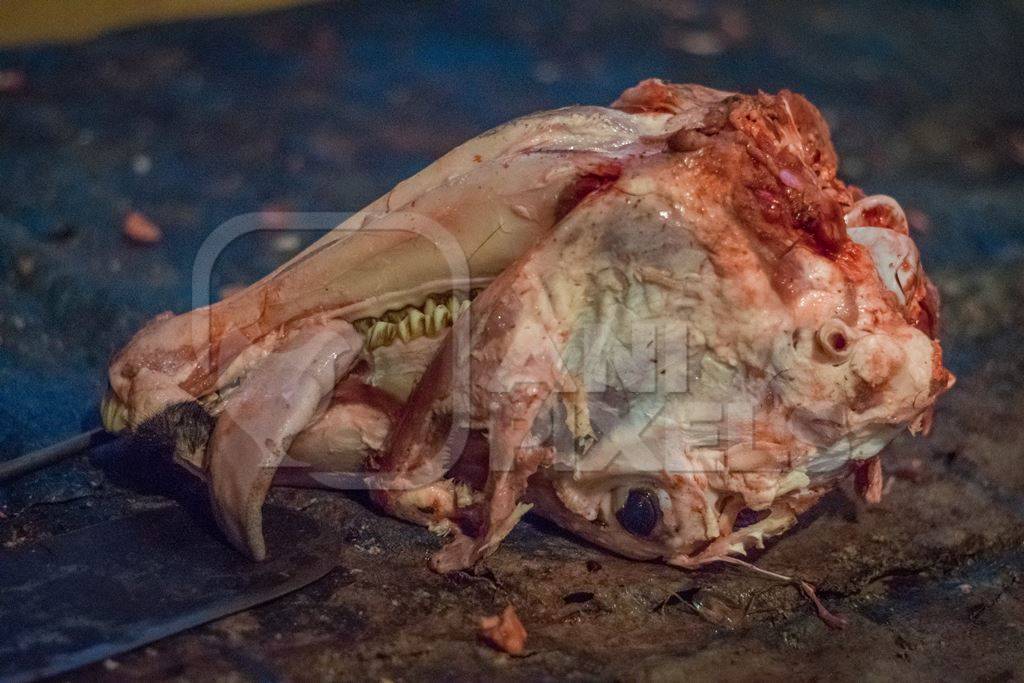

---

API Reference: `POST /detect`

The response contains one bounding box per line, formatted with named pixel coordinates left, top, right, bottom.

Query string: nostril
left=828, top=331, right=847, bottom=352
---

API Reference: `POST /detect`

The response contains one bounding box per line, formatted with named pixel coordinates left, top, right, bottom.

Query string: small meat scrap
left=855, top=456, right=884, bottom=504
left=259, top=202, right=293, bottom=230
left=123, top=211, right=163, bottom=245
left=479, top=604, right=527, bottom=655
left=0, top=69, right=26, bottom=93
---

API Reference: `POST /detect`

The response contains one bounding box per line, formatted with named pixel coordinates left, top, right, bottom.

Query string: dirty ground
left=2, top=1, right=1024, bottom=680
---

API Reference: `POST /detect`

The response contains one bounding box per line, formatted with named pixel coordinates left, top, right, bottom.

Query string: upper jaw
left=102, top=84, right=735, bottom=436
left=104, top=85, right=745, bottom=434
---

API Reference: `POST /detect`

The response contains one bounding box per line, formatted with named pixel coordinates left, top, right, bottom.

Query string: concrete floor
left=2, top=1, right=1023, bottom=680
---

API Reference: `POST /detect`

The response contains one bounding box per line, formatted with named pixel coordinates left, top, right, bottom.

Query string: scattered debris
left=907, top=208, right=932, bottom=233
left=533, top=61, right=562, bottom=84
left=665, top=29, right=725, bottom=56
left=718, top=556, right=847, bottom=630
left=271, top=233, right=301, bottom=253
left=132, top=154, right=153, bottom=176
left=0, top=69, right=26, bottom=94
left=653, top=585, right=749, bottom=628
left=654, top=585, right=698, bottom=612
left=718, top=7, right=750, bottom=42
left=562, top=591, right=595, bottom=604
left=259, top=203, right=293, bottom=230
left=690, top=590, right=749, bottom=629
left=882, top=476, right=896, bottom=496
left=14, top=254, right=36, bottom=285
left=45, top=221, right=78, bottom=242
left=1010, top=129, right=1024, bottom=165
left=884, top=457, right=927, bottom=494
left=123, top=211, right=163, bottom=245
left=892, top=457, right=926, bottom=482
left=798, top=580, right=848, bottom=630
left=479, top=604, right=527, bottom=655
left=856, top=456, right=884, bottom=504
left=261, top=203, right=300, bottom=252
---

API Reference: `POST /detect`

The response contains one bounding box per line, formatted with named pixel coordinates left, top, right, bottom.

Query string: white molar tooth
left=396, top=314, right=414, bottom=343
left=426, top=304, right=450, bottom=338
left=409, top=309, right=427, bottom=340
left=422, top=298, right=440, bottom=338
left=366, top=321, right=397, bottom=350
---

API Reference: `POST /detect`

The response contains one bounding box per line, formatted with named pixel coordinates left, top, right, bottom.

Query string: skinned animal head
left=103, top=80, right=952, bottom=568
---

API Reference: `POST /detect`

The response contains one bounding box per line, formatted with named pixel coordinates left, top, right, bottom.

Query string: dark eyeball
left=733, top=507, right=770, bottom=529
left=613, top=487, right=661, bottom=537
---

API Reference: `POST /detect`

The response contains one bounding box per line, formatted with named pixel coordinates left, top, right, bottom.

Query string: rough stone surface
left=2, top=1, right=1023, bottom=680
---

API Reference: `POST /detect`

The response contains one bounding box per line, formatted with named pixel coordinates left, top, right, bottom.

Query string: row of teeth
left=354, top=293, right=474, bottom=350
left=101, top=292, right=477, bottom=433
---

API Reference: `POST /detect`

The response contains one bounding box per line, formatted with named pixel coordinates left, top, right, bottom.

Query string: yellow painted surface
left=0, top=0, right=324, bottom=48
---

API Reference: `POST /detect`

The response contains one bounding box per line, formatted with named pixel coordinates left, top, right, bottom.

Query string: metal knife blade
left=0, top=504, right=334, bottom=682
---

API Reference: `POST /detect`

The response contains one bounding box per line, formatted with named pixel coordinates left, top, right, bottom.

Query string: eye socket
left=613, top=487, right=662, bottom=537
left=733, top=507, right=771, bottom=529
